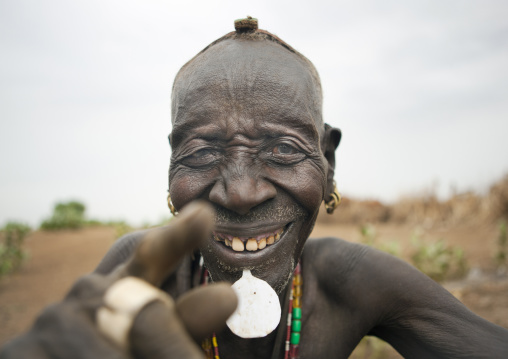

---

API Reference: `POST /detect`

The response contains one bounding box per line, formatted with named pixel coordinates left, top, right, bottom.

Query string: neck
left=219, top=327, right=279, bottom=359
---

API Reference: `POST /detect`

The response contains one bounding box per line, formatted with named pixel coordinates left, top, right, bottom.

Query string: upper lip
left=214, top=221, right=289, bottom=238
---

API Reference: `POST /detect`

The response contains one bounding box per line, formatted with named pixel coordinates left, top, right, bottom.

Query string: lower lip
left=210, top=223, right=292, bottom=261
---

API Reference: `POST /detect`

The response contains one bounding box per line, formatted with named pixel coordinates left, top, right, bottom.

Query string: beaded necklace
left=200, top=262, right=303, bottom=359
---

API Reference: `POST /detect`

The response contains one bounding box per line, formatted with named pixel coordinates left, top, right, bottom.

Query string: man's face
left=169, top=39, right=329, bottom=293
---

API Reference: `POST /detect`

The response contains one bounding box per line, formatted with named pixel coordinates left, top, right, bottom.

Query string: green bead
left=292, top=319, right=301, bottom=332
left=292, top=307, right=302, bottom=320
left=290, top=332, right=300, bottom=345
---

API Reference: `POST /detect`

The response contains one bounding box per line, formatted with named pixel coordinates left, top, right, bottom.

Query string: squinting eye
left=182, top=148, right=220, bottom=167
left=273, top=143, right=297, bottom=155
left=192, top=149, right=214, bottom=158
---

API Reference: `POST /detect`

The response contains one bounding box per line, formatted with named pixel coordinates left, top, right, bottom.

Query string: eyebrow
left=170, top=118, right=320, bottom=152
left=170, top=121, right=222, bottom=149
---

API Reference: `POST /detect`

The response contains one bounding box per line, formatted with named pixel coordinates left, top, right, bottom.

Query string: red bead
left=294, top=263, right=301, bottom=274
left=290, top=345, right=299, bottom=359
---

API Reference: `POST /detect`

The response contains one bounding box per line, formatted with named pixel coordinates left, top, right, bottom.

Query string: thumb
left=130, top=300, right=204, bottom=359
left=176, top=283, right=238, bottom=343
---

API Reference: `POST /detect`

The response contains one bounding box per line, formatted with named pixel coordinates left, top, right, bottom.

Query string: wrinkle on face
left=171, top=117, right=321, bottom=155
left=172, top=39, right=322, bottom=126
left=167, top=37, right=330, bottom=290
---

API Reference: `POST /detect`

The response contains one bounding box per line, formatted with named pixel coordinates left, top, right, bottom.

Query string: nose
left=209, top=171, right=277, bottom=215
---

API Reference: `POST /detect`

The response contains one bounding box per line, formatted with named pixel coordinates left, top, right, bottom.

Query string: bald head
left=171, top=32, right=324, bottom=134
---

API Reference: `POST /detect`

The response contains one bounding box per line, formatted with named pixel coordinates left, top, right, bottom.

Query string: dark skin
left=167, top=38, right=508, bottom=358
left=2, top=34, right=508, bottom=359
left=169, top=37, right=328, bottom=294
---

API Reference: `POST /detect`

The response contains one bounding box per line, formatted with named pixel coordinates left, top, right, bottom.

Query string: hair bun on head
left=234, top=16, right=258, bottom=33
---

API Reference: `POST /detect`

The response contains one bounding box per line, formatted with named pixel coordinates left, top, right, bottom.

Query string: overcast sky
left=1, top=0, right=507, bottom=226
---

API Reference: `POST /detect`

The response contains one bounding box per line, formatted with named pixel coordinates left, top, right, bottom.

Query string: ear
left=322, top=123, right=342, bottom=200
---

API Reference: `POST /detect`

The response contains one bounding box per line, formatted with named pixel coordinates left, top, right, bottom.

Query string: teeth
left=246, top=238, right=257, bottom=251
left=232, top=237, right=244, bottom=252
left=215, top=227, right=286, bottom=252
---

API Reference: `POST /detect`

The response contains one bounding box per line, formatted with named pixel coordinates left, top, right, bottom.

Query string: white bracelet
left=96, top=276, right=172, bottom=351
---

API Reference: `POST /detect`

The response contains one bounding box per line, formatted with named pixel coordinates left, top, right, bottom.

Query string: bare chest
left=216, top=289, right=366, bottom=359
left=296, top=291, right=364, bottom=359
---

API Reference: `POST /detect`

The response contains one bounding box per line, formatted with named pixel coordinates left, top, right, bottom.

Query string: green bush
left=359, top=224, right=401, bottom=257
left=0, top=222, right=31, bottom=279
left=109, top=221, right=134, bottom=239
left=359, top=225, right=467, bottom=282
left=40, top=201, right=86, bottom=230
left=411, top=231, right=467, bottom=282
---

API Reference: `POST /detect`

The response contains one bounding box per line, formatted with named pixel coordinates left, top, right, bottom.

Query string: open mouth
left=212, top=225, right=287, bottom=252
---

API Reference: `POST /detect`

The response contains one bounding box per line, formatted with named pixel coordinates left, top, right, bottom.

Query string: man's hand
left=0, top=202, right=237, bottom=359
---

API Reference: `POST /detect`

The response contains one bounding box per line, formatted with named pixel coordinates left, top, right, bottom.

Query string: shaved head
left=171, top=31, right=324, bottom=134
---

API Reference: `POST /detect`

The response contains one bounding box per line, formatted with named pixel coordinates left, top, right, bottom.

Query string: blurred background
left=1, top=0, right=507, bottom=227
left=1, top=1, right=508, bottom=356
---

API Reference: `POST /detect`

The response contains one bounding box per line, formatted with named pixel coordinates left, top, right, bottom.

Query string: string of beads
left=201, top=268, right=220, bottom=359
left=200, top=263, right=302, bottom=359
left=285, top=262, right=302, bottom=359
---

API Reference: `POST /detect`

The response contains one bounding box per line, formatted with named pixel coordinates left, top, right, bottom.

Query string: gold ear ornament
left=324, top=182, right=341, bottom=214
left=167, top=192, right=178, bottom=216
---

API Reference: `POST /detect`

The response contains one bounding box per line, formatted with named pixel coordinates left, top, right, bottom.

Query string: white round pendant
left=226, top=270, right=281, bottom=338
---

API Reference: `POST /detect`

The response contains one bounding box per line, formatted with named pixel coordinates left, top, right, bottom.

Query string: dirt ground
left=0, top=227, right=116, bottom=346
left=1, top=223, right=507, bottom=357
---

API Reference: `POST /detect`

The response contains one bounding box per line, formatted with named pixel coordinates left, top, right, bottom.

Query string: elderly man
left=2, top=18, right=508, bottom=359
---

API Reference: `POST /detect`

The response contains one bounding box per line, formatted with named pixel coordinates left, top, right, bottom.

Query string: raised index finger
left=120, top=201, right=214, bottom=286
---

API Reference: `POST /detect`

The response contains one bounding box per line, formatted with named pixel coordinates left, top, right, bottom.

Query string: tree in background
left=40, top=201, right=86, bottom=230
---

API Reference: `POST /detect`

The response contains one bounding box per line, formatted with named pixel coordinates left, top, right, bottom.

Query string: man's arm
left=352, top=243, right=508, bottom=358
left=94, top=229, right=148, bottom=275
left=0, top=203, right=236, bottom=359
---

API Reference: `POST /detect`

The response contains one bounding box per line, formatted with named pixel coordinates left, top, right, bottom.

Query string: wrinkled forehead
left=171, top=39, right=323, bottom=132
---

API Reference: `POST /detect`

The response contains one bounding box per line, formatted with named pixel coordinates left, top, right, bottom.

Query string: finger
left=176, top=283, right=238, bottom=342
left=29, top=302, right=126, bottom=359
left=130, top=301, right=204, bottom=359
left=65, top=273, right=111, bottom=303
left=124, top=201, right=214, bottom=286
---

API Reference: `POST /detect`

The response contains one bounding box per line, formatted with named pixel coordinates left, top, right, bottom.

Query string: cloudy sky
left=1, top=0, right=507, bottom=226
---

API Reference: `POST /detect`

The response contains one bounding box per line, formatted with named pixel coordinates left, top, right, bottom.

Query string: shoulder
left=303, top=237, right=370, bottom=288
left=303, top=237, right=469, bottom=326
left=304, top=236, right=422, bottom=289
left=94, top=229, right=150, bottom=275
left=302, top=237, right=429, bottom=316
left=303, top=237, right=508, bottom=357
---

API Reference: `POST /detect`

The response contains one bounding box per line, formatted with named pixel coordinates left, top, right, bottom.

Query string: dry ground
left=1, top=223, right=507, bottom=358
left=0, top=227, right=116, bottom=345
